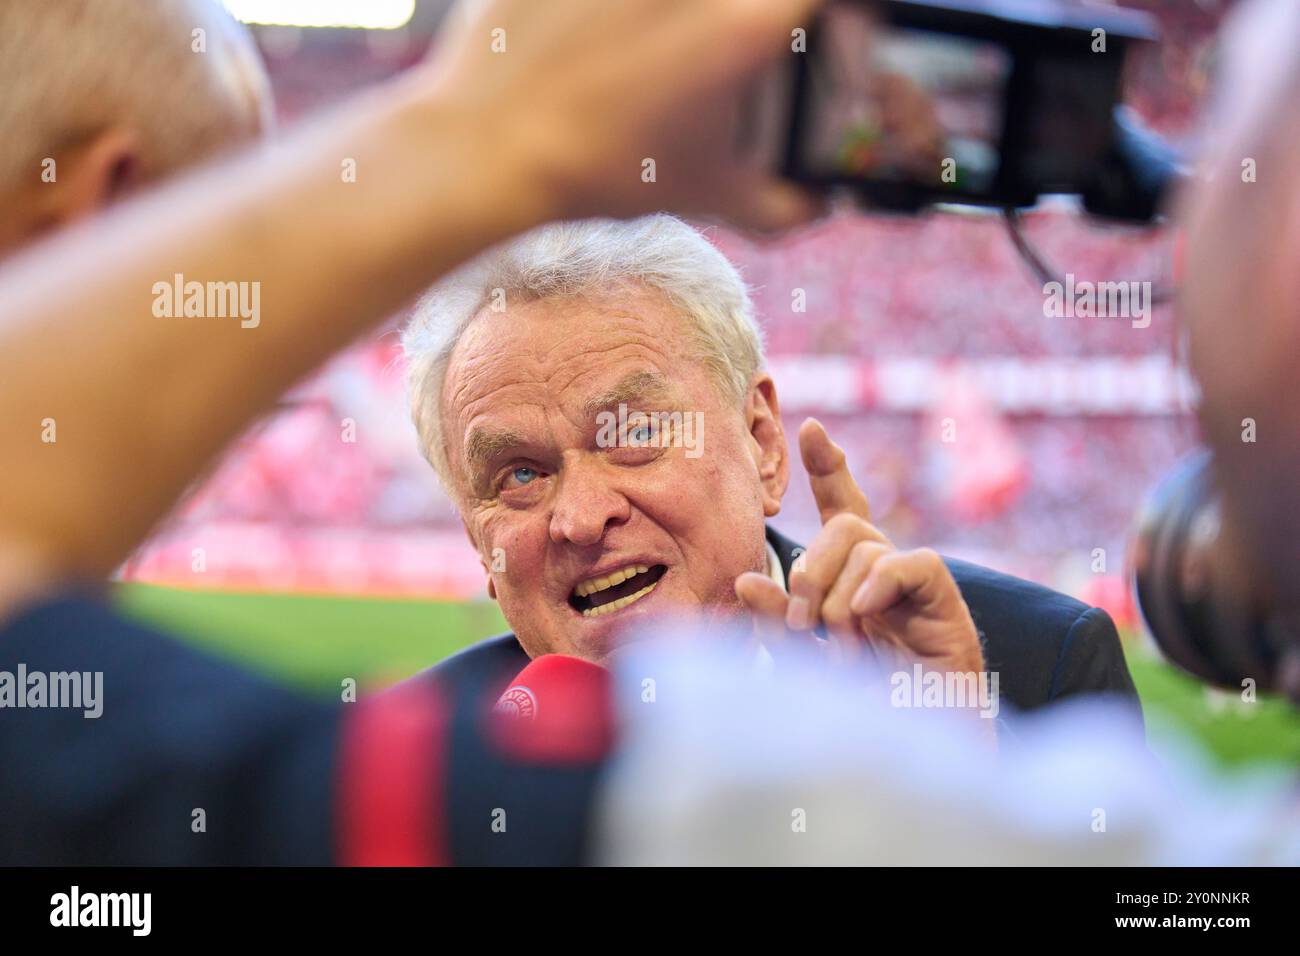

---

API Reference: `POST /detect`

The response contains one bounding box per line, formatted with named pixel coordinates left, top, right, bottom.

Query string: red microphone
left=489, top=655, right=614, bottom=763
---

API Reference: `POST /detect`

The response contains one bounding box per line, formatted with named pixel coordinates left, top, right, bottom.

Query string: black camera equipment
left=1133, top=451, right=1300, bottom=705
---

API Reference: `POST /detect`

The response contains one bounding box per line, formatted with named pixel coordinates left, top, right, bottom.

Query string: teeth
left=575, top=564, right=650, bottom=598
left=581, top=580, right=659, bottom=617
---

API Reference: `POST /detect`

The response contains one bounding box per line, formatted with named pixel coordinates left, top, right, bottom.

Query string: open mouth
left=569, top=564, right=668, bottom=617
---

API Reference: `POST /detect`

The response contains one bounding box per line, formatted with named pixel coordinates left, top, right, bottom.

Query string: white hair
left=0, top=0, right=271, bottom=195
left=402, top=214, right=766, bottom=486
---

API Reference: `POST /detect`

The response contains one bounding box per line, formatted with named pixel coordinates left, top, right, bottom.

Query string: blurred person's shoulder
left=0, top=587, right=339, bottom=865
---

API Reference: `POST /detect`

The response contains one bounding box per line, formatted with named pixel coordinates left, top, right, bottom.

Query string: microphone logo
left=494, top=685, right=538, bottom=720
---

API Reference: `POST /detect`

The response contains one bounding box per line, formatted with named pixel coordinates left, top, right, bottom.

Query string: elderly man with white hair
left=401, top=214, right=1143, bottom=722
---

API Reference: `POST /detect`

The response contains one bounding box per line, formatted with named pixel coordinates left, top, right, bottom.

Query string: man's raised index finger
left=799, top=417, right=872, bottom=524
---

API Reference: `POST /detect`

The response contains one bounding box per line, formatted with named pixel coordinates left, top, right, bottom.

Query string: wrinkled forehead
left=438, top=290, right=710, bottom=468
left=444, top=287, right=699, bottom=406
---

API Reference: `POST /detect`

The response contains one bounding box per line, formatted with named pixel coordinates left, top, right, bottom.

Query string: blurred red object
left=927, top=369, right=1029, bottom=524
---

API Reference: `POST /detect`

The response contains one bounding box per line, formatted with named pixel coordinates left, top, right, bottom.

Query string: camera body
left=752, top=0, right=1162, bottom=220
left=1133, top=452, right=1300, bottom=704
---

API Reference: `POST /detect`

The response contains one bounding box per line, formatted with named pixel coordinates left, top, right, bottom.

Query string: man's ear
left=32, top=128, right=141, bottom=233
left=746, top=373, right=789, bottom=518
left=461, top=517, right=498, bottom=601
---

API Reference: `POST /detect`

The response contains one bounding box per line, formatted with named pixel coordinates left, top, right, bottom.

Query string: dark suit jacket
left=413, top=526, right=1143, bottom=723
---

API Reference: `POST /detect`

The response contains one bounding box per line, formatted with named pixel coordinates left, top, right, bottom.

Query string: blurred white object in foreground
left=596, top=632, right=1300, bottom=865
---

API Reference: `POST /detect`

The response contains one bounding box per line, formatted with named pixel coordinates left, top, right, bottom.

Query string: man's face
left=440, top=283, right=788, bottom=664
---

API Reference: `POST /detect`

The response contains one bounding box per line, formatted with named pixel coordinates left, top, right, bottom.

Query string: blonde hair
left=0, top=0, right=271, bottom=194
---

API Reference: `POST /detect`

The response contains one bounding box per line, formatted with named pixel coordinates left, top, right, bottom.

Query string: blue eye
left=500, top=465, right=545, bottom=492
left=628, top=422, right=656, bottom=445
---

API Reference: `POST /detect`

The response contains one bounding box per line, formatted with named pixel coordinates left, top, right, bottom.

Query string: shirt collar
left=765, top=540, right=787, bottom=592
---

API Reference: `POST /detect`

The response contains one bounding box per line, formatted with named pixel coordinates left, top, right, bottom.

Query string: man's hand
left=736, top=419, right=984, bottom=679
left=423, top=0, right=824, bottom=231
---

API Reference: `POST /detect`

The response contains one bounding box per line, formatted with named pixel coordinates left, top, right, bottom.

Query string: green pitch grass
left=115, top=583, right=1300, bottom=770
